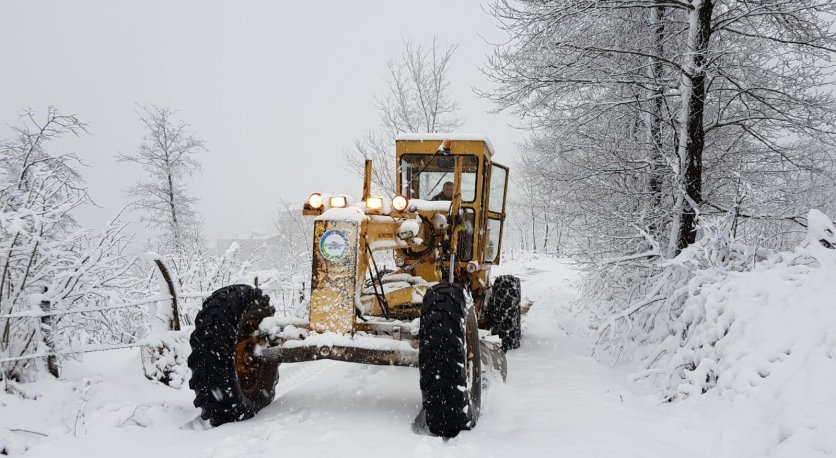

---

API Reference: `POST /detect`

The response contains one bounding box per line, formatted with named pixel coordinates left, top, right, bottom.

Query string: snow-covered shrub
left=0, top=209, right=142, bottom=382
left=138, top=244, right=266, bottom=389
left=623, top=211, right=835, bottom=399
left=628, top=211, right=836, bottom=456
left=131, top=240, right=254, bottom=332
left=805, top=208, right=836, bottom=256
left=139, top=329, right=191, bottom=389
left=591, top=206, right=836, bottom=449
left=587, top=216, right=765, bottom=364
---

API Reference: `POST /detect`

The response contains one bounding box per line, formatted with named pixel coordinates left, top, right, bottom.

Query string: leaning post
left=153, top=259, right=181, bottom=331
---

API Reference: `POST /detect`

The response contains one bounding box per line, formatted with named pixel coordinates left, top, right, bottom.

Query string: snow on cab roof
left=395, top=132, right=495, bottom=157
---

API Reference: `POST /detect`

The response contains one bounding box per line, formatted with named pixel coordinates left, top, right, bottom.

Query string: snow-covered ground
left=1, top=256, right=832, bottom=457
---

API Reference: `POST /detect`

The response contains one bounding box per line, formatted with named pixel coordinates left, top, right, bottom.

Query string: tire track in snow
left=201, top=360, right=340, bottom=457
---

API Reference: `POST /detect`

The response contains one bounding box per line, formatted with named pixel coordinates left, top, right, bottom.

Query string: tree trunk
left=39, top=299, right=59, bottom=377
left=669, top=0, right=713, bottom=256
left=531, top=210, right=538, bottom=253
left=167, top=171, right=180, bottom=251
left=647, top=5, right=667, bottom=238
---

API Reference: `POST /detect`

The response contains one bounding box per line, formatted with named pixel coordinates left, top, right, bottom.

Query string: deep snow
left=0, top=256, right=829, bottom=457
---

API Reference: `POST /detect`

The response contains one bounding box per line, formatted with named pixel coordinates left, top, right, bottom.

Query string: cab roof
left=395, top=133, right=495, bottom=158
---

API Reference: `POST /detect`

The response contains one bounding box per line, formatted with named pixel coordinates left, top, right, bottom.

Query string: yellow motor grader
left=187, top=134, right=522, bottom=437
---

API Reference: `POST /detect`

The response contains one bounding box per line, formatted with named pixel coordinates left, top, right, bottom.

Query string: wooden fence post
left=292, top=275, right=306, bottom=307
left=153, top=259, right=180, bottom=331
left=39, top=299, right=59, bottom=378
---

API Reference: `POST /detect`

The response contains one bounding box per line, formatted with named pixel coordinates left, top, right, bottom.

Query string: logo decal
left=319, top=230, right=349, bottom=261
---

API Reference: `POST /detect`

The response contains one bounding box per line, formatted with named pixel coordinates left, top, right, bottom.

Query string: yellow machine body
left=304, top=135, right=510, bottom=337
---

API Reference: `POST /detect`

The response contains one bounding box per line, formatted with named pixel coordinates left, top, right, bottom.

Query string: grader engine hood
left=309, top=212, right=363, bottom=334
left=308, top=205, right=427, bottom=333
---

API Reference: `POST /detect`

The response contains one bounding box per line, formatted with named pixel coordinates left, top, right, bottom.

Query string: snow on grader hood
left=187, top=135, right=522, bottom=438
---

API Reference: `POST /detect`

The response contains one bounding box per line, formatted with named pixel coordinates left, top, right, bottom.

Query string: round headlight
left=392, top=195, right=409, bottom=212
left=308, top=193, right=323, bottom=209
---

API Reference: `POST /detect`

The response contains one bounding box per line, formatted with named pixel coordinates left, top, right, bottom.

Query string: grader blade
left=411, top=408, right=432, bottom=436
left=479, top=335, right=508, bottom=382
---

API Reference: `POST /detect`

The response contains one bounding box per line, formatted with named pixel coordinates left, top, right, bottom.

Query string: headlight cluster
left=306, top=193, right=411, bottom=213
left=367, top=194, right=409, bottom=212
left=306, top=193, right=348, bottom=209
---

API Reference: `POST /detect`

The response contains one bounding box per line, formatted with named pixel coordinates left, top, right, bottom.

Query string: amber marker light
left=437, top=139, right=452, bottom=153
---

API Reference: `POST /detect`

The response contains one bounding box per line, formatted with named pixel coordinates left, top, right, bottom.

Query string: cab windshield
left=399, top=155, right=478, bottom=202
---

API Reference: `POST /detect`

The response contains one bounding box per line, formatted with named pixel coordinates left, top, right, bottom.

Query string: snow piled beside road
left=650, top=242, right=836, bottom=457
left=1, top=255, right=834, bottom=457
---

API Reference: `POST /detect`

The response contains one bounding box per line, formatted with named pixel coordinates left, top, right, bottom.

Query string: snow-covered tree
left=346, top=37, right=463, bottom=194
left=487, top=0, right=836, bottom=258
left=505, top=159, right=568, bottom=256
left=0, top=108, right=138, bottom=381
left=117, top=105, right=265, bottom=327
left=118, top=105, right=205, bottom=253
left=120, top=105, right=207, bottom=297
left=485, top=0, right=836, bottom=364
left=272, top=198, right=313, bottom=278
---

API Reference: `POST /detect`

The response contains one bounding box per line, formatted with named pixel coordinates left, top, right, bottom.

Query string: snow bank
left=631, top=212, right=836, bottom=456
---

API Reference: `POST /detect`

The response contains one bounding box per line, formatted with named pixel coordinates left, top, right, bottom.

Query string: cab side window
left=485, top=163, right=508, bottom=263
left=488, top=165, right=507, bottom=214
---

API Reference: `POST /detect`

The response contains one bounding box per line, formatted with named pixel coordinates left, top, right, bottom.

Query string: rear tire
left=188, top=284, right=279, bottom=427
left=486, top=275, right=522, bottom=352
left=419, top=283, right=482, bottom=437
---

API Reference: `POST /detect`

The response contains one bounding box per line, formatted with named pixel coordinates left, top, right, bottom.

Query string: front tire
left=188, top=285, right=279, bottom=427
left=419, top=283, right=482, bottom=437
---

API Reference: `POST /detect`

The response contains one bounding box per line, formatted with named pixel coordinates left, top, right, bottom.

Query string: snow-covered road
left=6, top=258, right=718, bottom=457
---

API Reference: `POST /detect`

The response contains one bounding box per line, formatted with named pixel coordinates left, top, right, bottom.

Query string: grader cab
left=187, top=134, right=522, bottom=437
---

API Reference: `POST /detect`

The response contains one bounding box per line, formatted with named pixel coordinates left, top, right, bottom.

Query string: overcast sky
left=0, top=1, right=522, bottom=240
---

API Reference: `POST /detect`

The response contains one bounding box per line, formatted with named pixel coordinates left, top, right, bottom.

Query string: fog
left=0, top=1, right=521, bottom=241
